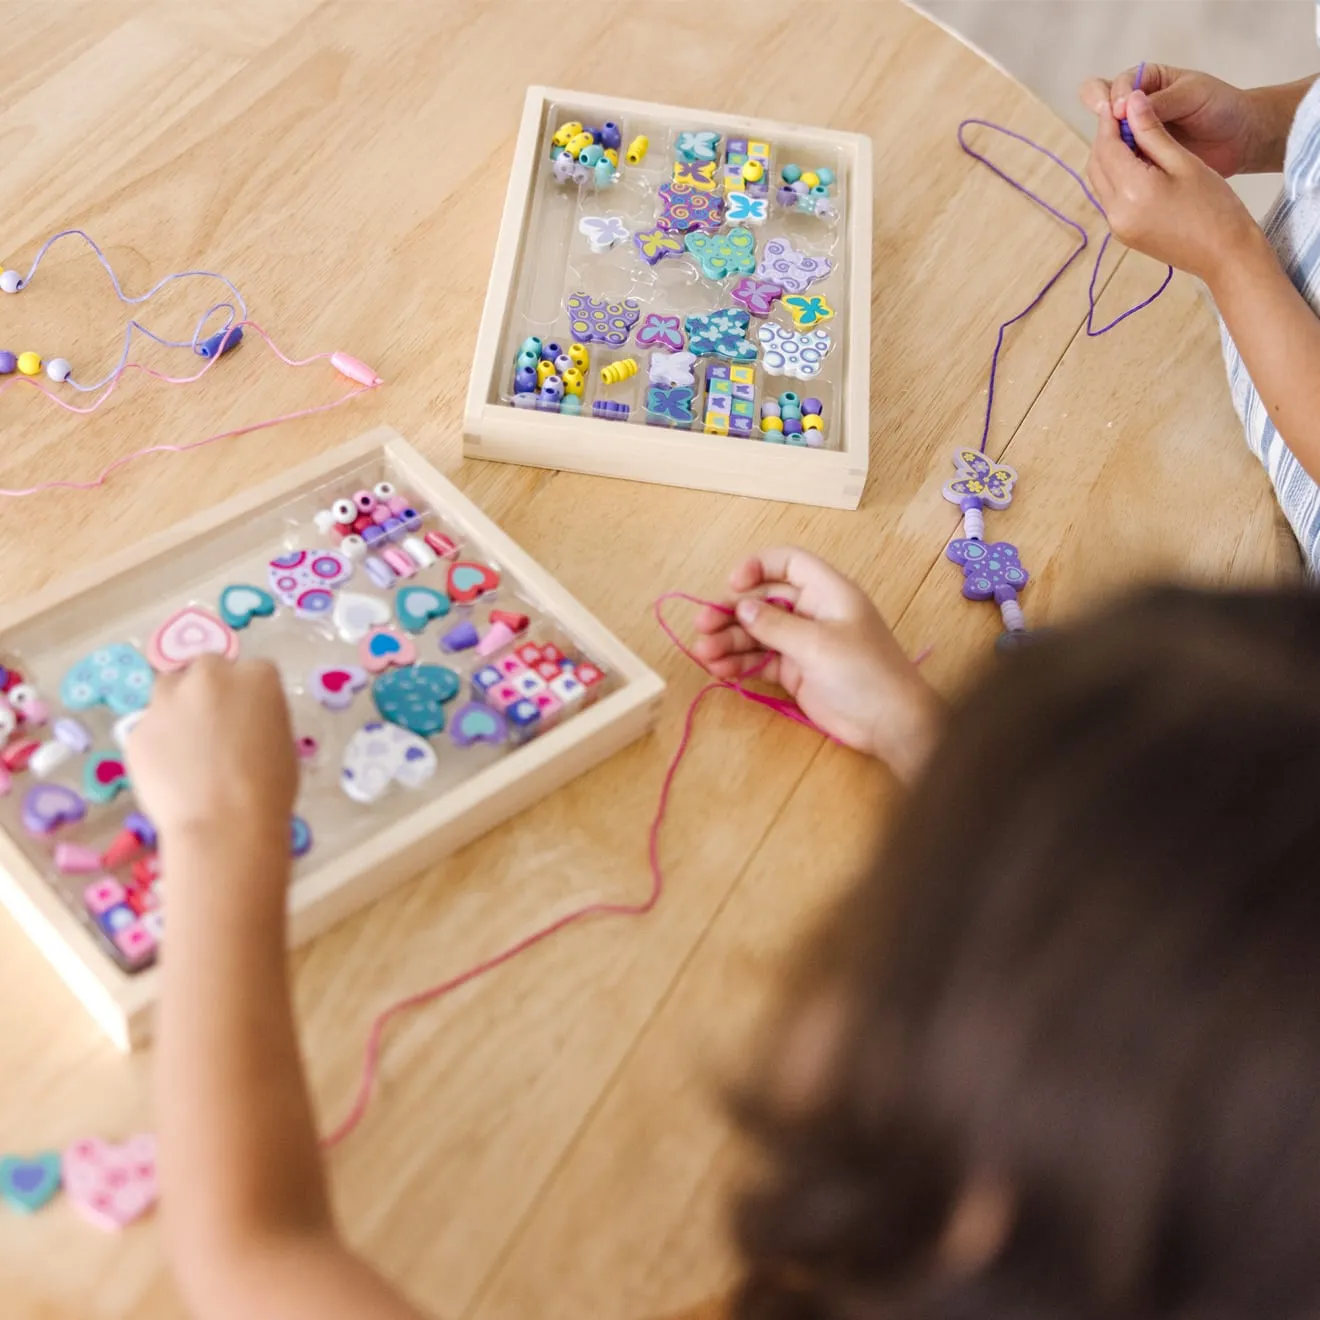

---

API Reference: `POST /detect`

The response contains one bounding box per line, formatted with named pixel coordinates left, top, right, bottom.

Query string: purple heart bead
left=21, top=784, right=87, bottom=837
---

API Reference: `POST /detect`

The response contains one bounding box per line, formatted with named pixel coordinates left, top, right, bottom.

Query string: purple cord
left=957, top=119, right=1173, bottom=453
left=1120, top=61, right=1146, bottom=150
left=9, top=229, right=248, bottom=390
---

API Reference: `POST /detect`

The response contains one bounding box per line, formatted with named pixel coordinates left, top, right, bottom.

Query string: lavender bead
left=0, top=351, right=14, bottom=374
left=790, top=180, right=809, bottom=196
left=776, top=186, right=797, bottom=207
left=552, top=151, right=576, bottom=183
left=540, top=375, right=564, bottom=402
left=512, top=393, right=538, bottom=409
left=801, top=397, right=823, bottom=415
left=783, top=417, right=803, bottom=436
left=554, top=353, right=573, bottom=374
left=760, top=400, right=780, bottom=418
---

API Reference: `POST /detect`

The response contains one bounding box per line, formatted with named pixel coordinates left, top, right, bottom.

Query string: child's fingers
left=1124, top=90, right=1190, bottom=173
left=1079, top=77, right=1112, bottom=116
left=690, top=621, right=761, bottom=664
left=705, top=650, right=780, bottom=683
left=731, top=547, right=853, bottom=604
left=691, top=601, right=737, bottom=635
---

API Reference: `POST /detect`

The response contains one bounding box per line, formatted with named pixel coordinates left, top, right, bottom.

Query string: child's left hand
left=1086, top=90, right=1258, bottom=287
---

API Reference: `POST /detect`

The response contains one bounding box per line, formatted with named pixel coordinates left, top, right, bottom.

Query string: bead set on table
left=0, top=475, right=607, bottom=983
left=507, top=110, right=841, bottom=441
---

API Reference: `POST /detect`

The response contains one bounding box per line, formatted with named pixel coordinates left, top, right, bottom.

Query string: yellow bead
left=625, top=135, right=649, bottom=166
left=603, top=148, right=618, bottom=167
left=552, top=121, right=582, bottom=148
left=802, top=415, right=824, bottom=431
left=566, top=131, right=594, bottom=159
left=761, top=416, right=784, bottom=433
left=562, top=367, right=585, bottom=396
left=740, top=159, right=764, bottom=183
left=800, top=170, right=820, bottom=189
left=17, top=351, right=41, bottom=376
left=599, top=357, right=638, bottom=386
left=568, top=343, right=590, bottom=370
left=536, top=359, right=555, bottom=387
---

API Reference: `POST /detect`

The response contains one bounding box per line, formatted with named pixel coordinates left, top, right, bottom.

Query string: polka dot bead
left=565, top=292, right=641, bottom=347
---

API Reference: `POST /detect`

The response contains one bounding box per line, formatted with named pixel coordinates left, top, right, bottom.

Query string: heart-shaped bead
left=62, top=1135, right=158, bottom=1232
left=446, top=560, right=501, bottom=604
left=0, top=1152, right=61, bottom=1214
left=359, top=629, right=417, bottom=674
left=218, top=584, right=276, bottom=630
left=395, top=585, right=451, bottom=634
left=372, top=664, right=461, bottom=736
left=308, top=665, right=369, bottom=711
left=340, top=721, right=438, bottom=803
left=21, top=783, right=86, bottom=836
left=449, top=702, right=508, bottom=748
left=84, top=751, right=130, bottom=804
left=267, top=549, right=352, bottom=605
left=147, top=607, right=239, bottom=674
left=60, top=645, right=155, bottom=717
left=333, top=592, right=392, bottom=643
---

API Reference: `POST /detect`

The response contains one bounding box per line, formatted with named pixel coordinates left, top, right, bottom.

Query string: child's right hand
left=690, top=548, right=943, bottom=782
left=1080, top=64, right=1261, bottom=177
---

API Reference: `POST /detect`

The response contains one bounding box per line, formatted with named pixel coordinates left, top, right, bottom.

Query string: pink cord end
left=331, top=352, right=382, bottom=387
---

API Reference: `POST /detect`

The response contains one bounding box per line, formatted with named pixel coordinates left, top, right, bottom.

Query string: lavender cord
left=9, top=228, right=248, bottom=390
left=957, top=119, right=1173, bottom=453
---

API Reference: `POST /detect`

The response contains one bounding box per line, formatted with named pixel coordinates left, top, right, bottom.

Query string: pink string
left=0, top=321, right=372, bottom=498
left=321, top=593, right=823, bottom=1148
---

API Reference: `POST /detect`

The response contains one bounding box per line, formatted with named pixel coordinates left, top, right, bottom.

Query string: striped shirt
left=1221, top=73, right=1320, bottom=571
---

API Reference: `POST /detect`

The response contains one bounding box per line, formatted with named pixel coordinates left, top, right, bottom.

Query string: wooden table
left=0, top=4, right=1290, bottom=1317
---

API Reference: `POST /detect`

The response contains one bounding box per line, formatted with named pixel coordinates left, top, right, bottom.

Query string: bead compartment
left=0, top=428, right=663, bottom=1051
left=465, top=88, right=872, bottom=510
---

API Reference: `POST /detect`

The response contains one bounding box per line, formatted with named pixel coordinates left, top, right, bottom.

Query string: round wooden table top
left=0, top=3, right=1289, bottom=1318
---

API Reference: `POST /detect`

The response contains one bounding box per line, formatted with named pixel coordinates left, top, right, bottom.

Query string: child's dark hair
left=733, top=586, right=1320, bottom=1319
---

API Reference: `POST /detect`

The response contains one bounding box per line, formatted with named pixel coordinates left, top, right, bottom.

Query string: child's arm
left=127, top=658, right=430, bottom=1320
left=1081, top=66, right=1316, bottom=176
left=689, top=547, right=943, bottom=783
left=1086, top=91, right=1320, bottom=487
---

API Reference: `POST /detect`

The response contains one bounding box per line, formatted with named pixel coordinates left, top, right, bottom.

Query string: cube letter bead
left=112, top=921, right=157, bottom=969
left=488, top=682, right=521, bottom=712
left=84, top=878, right=127, bottom=916
left=514, top=671, right=548, bottom=698
left=549, top=672, right=587, bottom=705
left=535, top=660, right=561, bottom=681
left=497, top=655, right=529, bottom=679
left=516, top=643, right=543, bottom=667
left=541, top=644, right=565, bottom=666
left=98, top=904, right=137, bottom=936
left=472, top=665, right=503, bottom=697
left=576, top=662, right=604, bottom=686
left=141, top=910, right=166, bottom=942
left=506, top=698, right=542, bottom=743
left=533, top=689, right=564, bottom=727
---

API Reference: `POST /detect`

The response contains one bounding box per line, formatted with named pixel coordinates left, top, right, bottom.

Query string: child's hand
left=126, top=656, right=296, bottom=847
left=1081, top=65, right=1261, bottom=177
left=690, top=547, right=942, bottom=782
left=1085, top=92, right=1258, bottom=286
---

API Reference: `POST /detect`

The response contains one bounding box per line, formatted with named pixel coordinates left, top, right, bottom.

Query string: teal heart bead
left=0, top=1152, right=61, bottom=1213
left=373, top=664, right=462, bottom=737
left=219, top=584, right=276, bottom=630
left=395, top=586, right=451, bottom=634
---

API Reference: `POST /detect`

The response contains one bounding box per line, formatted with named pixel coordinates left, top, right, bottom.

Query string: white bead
left=402, top=535, right=436, bottom=568
left=30, top=740, right=72, bottom=778
left=0, top=269, right=21, bottom=293
left=373, top=481, right=396, bottom=501
left=113, top=710, right=144, bottom=750
left=313, top=509, right=336, bottom=535
left=340, top=534, right=367, bottom=560
left=45, top=357, right=71, bottom=382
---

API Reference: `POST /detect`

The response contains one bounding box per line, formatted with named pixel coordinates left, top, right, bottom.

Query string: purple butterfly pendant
left=946, top=539, right=1029, bottom=602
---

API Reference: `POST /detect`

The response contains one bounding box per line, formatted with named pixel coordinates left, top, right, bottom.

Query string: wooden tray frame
left=464, top=86, right=874, bottom=510
left=0, top=427, right=665, bottom=1051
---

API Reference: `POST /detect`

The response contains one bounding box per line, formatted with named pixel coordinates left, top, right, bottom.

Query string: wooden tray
left=465, top=86, right=873, bottom=509
left=0, top=426, right=664, bottom=1050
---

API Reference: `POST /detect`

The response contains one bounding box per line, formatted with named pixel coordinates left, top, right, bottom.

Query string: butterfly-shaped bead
left=675, top=130, right=720, bottom=163
left=945, top=539, right=1029, bottom=602
left=637, top=314, right=685, bottom=353
left=726, top=194, right=768, bottom=226
left=783, top=294, right=834, bottom=329
left=672, top=159, right=720, bottom=191
left=648, top=350, right=697, bottom=387
left=941, top=448, right=1018, bottom=511
left=730, top=277, right=784, bottom=318
left=646, top=384, right=696, bottom=426
left=578, top=215, right=630, bottom=254
left=633, top=226, right=686, bottom=266
left=757, top=321, right=832, bottom=379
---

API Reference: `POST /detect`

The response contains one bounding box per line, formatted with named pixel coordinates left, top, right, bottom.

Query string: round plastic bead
left=601, top=121, right=622, bottom=151
left=779, top=392, right=800, bottom=408
left=542, top=341, right=562, bottom=361
left=780, top=404, right=801, bottom=422
left=341, top=534, right=367, bottom=560
left=594, top=160, right=615, bottom=188
left=800, top=170, right=820, bottom=189
left=354, top=489, right=377, bottom=514
left=16, top=352, right=41, bottom=376
left=0, top=351, right=16, bottom=374
left=552, top=121, right=582, bottom=148
left=331, top=498, right=357, bottom=526
left=566, top=131, right=594, bottom=159
left=373, top=481, right=397, bottom=501
left=802, top=415, right=824, bottom=432
left=568, top=343, right=590, bottom=369
left=579, top=144, right=604, bottom=168
left=760, top=401, right=780, bottom=418
left=817, top=167, right=836, bottom=186
left=625, top=135, right=649, bottom=166
left=776, top=186, right=797, bottom=207
left=0, top=270, right=21, bottom=294
left=810, top=184, right=830, bottom=198
left=741, top=159, right=764, bottom=183
left=781, top=163, right=802, bottom=184
left=554, top=353, right=573, bottom=374
left=790, top=180, right=809, bottom=196
left=519, top=337, right=542, bottom=357
left=603, top=148, right=619, bottom=167
left=561, top=367, right=585, bottom=396
left=801, top=397, right=822, bottom=415
left=45, top=358, right=71, bottom=382
left=560, top=393, right=582, bottom=415
left=536, top=359, right=556, bottom=386
left=760, top=416, right=784, bottom=433
left=783, top=417, right=804, bottom=436
left=515, top=350, right=538, bottom=371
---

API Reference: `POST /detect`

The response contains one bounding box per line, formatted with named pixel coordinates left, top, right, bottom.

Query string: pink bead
left=55, top=843, right=103, bottom=875
left=84, top=878, right=127, bottom=915
left=477, top=622, right=515, bottom=657
left=371, top=505, right=392, bottom=525
left=353, top=489, right=377, bottom=515
left=330, top=351, right=383, bottom=387
left=381, top=547, right=416, bottom=578
left=386, top=495, right=409, bottom=517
